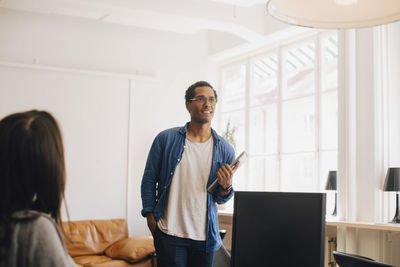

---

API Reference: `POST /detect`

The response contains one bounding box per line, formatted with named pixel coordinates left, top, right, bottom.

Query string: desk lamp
left=383, top=167, right=400, bottom=223
left=325, top=170, right=337, bottom=216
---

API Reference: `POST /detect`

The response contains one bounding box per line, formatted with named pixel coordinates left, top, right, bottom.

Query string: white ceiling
left=0, top=0, right=295, bottom=59
left=210, top=0, right=267, bottom=7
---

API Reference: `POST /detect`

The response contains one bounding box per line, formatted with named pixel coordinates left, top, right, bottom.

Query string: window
left=219, top=32, right=338, bottom=212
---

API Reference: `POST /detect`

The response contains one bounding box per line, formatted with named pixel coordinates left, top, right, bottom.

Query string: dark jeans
left=153, top=226, right=214, bottom=267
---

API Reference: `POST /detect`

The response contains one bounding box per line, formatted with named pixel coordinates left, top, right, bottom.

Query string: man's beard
left=193, top=116, right=212, bottom=124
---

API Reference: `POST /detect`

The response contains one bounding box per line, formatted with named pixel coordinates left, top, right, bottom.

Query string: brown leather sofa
left=62, top=219, right=156, bottom=267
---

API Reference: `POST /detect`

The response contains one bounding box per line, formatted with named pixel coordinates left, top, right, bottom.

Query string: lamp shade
left=266, top=0, right=400, bottom=29
left=325, top=171, right=337, bottom=190
left=384, top=168, right=400, bottom=192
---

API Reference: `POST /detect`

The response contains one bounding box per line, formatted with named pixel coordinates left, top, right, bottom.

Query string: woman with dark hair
left=0, top=110, right=76, bottom=267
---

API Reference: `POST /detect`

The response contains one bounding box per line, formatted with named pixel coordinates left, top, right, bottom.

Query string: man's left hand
left=217, top=164, right=234, bottom=190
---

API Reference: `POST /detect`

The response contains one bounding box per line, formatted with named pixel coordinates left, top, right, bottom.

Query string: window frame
left=217, top=31, right=338, bottom=196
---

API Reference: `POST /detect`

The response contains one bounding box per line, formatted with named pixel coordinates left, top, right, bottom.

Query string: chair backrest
left=213, top=244, right=231, bottom=267
left=333, top=251, right=395, bottom=267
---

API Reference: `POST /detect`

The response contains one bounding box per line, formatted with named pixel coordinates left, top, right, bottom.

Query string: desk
left=325, top=219, right=400, bottom=241
left=219, top=211, right=400, bottom=239
left=326, top=220, right=400, bottom=232
left=325, top=220, right=400, bottom=266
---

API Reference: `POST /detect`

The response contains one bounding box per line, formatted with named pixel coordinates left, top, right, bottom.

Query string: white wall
left=388, top=22, right=400, bottom=167
left=337, top=27, right=386, bottom=261
left=337, top=21, right=400, bottom=265
left=0, top=8, right=213, bottom=236
left=0, top=65, right=131, bottom=220
left=385, top=21, right=400, bottom=265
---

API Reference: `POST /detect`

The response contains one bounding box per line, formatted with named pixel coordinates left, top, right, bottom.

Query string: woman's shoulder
left=12, top=210, right=66, bottom=253
left=11, top=210, right=59, bottom=235
left=12, top=210, right=52, bottom=220
left=10, top=210, right=75, bottom=266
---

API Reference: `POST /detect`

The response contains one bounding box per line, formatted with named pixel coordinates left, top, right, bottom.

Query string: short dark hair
left=0, top=110, right=66, bottom=250
left=185, top=81, right=218, bottom=103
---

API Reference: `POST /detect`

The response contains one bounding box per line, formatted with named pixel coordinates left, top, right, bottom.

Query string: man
left=141, top=81, right=237, bottom=267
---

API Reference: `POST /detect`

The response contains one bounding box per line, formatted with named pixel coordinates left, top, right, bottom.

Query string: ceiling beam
left=0, top=0, right=288, bottom=43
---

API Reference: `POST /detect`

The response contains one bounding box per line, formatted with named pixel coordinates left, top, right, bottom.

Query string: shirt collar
left=179, top=122, right=221, bottom=143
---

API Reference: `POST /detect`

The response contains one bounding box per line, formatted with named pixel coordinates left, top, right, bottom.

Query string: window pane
left=250, top=54, right=278, bottom=106
left=281, top=153, right=316, bottom=192
left=221, top=111, right=245, bottom=153
left=248, top=157, right=266, bottom=191
left=247, top=156, right=279, bottom=191
left=218, top=32, right=339, bottom=200
left=282, top=96, right=315, bottom=153
left=249, top=104, right=278, bottom=154
left=321, top=91, right=338, bottom=150
left=232, top=157, right=247, bottom=191
left=265, top=156, right=279, bottom=191
left=283, top=42, right=315, bottom=99
left=321, top=34, right=338, bottom=92
left=221, top=64, right=246, bottom=112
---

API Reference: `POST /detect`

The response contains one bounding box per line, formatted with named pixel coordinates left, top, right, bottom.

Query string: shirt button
left=170, top=172, right=173, bottom=176
left=177, top=158, right=180, bottom=162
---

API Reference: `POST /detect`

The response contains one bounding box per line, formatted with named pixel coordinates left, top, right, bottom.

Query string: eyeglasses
left=189, top=96, right=217, bottom=105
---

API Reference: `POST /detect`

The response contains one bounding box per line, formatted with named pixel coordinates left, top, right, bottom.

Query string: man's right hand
left=146, top=213, right=157, bottom=235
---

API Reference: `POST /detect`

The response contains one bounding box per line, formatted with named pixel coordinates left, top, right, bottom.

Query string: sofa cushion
left=63, top=219, right=128, bottom=257
left=105, top=236, right=155, bottom=263
left=74, top=255, right=154, bottom=267
left=73, top=255, right=133, bottom=267
left=73, top=255, right=113, bottom=265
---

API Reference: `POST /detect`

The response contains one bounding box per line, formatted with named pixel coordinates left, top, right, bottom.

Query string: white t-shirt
left=157, top=136, right=213, bottom=241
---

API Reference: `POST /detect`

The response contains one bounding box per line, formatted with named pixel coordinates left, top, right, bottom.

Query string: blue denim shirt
left=141, top=122, right=235, bottom=252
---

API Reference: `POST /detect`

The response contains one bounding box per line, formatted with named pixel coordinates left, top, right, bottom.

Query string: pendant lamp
left=267, top=0, right=400, bottom=29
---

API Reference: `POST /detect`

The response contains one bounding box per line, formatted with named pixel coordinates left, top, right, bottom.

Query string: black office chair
left=333, top=251, right=395, bottom=267
left=213, top=244, right=231, bottom=267
left=213, top=229, right=231, bottom=267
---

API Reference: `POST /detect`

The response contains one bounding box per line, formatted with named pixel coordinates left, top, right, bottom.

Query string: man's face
left=186, top=86, right=217, bottom=124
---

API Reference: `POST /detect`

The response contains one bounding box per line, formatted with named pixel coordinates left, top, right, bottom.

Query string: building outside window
left=219, top=32, right=338, bottom=212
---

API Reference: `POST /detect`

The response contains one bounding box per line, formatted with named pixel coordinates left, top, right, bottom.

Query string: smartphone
left=230, top=151, right=247, bottom=170
left=207, top=151, right=248, bottom=194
